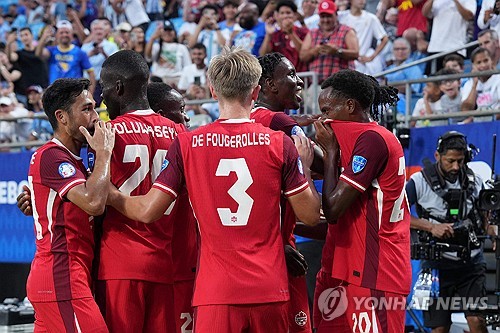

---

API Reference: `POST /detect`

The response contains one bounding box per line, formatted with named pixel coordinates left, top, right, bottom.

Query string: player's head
left=207, top=47, right=261, bottom=106
left=435, top=131, right=469, bottom=182
left=101, top=50, right=150, bottom=120
left=147, top=82, right=190, bottom=127
left=43, top=78, right=97, bottom=142
left=319, top=69, right=398, bottom=121
left=258, top=52, right=304, bottom=110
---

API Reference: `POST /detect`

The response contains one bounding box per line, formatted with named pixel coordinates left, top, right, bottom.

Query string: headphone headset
left=436, top=131, right=476, bottom=163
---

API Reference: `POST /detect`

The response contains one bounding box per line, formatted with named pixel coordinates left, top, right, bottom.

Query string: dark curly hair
left=321, top=69, right=399, bottom=121
left=257, top=52, right=286, bottom=87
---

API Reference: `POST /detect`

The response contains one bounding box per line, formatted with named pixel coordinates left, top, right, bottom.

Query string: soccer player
left=95, top=50, right=186, bottom=333
left=313, top=69, right=411, bottom=333
left=106, top=47, right=321, bottom=332
left=252, top=52, right=314, bottom=333
left=147, top=82, right=197, bottom=333
left=26, top=78, right=114, bottom=333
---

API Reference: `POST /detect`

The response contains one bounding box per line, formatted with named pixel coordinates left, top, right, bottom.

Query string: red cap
left=318, top=0, right=337, bottom=15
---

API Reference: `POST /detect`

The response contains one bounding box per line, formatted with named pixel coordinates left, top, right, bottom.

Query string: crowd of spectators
left=1, top=0, right=500, bottom=148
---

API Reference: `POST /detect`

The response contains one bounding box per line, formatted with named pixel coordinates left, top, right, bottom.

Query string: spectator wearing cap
left=0, top=95, right=32, bottom=144
left=188, top=4, right=230, bottom=63
left=114, top=21, right=132, bottom=49
left=111, top=0, right=150, bottom=32
left=145, top=20, right=191, bottom=88
left=232, top=2, right=267, bottom=56
left=300, top=0, right=358, bottom=85
left=6, top=27, right=49, bottom=106
left=81, top=19, right=119, bottom=104
left=35, top=20, right=96, bottom=94
left=25, top=85, right=53, bottom=141
left=259, top=0, right=309, bottom=71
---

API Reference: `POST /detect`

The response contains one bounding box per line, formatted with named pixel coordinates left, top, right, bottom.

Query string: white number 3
left=216, top=158, right=254, bottom=226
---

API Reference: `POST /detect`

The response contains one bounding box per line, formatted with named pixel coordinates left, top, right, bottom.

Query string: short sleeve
left=282, top=134, right=309, bottom=197
left=80, top=50, right=93, bottom=71
left=339, top=131, right=389, bottom=192
left=269, top=112, right=302, bottom=137
left=39, top=148, right=86, bottom=198
left=153, top=138, right=185, bottom=198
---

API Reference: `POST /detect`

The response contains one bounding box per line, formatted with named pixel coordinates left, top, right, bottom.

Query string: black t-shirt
left=13, top=49, right=49, bottom=96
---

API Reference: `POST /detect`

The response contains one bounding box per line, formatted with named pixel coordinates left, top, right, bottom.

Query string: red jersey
left=153, top=119, right=309, bottom=306
left=27, top=139, right=93, bottom=302
left=251, top=107, right=305, bottom=245
left=269, top=27, right=309, bottom=72
left=328, top=120, right=411, bottom=295
left=98, top=109, right=186, bottom=284
left=396, top=0, right=428, bottom=35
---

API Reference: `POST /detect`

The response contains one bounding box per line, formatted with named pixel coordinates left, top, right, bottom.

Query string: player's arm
left=107, top=187, right=175, bottom=223
left=65, top=121, right=115, bottom=216
left=17, top=185, right=33, bottom=216
left=315, top=122, right=386, bottom=223
left=287, top=135, right=320, bottom=226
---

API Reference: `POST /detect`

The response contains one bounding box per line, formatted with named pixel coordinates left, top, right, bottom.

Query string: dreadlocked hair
left=321, top=69, right=399, bottom=121
left=257, top=52, right=285, bottom=87
left=366, top=75, right=399, bottom=121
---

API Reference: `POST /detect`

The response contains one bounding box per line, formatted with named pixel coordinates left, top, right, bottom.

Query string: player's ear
left=209, top=84, right=218, bottom=100
left=346, top=98, right=356, bottom=114
left=265, top=77, right=277, bottom=92
left=116, top=80, right=124, bottom=96
left=434, top=150, right=440, bottom=162
left=251, top=85, right=261, bottom=102
left=55, top=109, right=67, bottom=126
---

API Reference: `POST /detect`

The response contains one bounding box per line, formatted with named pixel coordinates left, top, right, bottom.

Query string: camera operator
left=406, top=131, right=494, bottom=333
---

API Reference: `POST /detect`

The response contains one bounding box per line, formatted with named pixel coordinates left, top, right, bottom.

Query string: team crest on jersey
left=352, top=155, right=367, bottom=173
left=295, top=311, right=308, bottom=327
left=161, top=159, right=169, bottom=171
left=87, top=152, right=95, bottom=170
left=291, top=125, right=305, bottom=137
left=297, top=157, right=304, bottom=175
left=58, top=162, right=76, bottom=178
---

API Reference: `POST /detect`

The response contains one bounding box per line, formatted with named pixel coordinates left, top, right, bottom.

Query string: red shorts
left=173, top=280, right=194, bottom=333
left=95, top=280, right=175, bottom=333
left=314, top=273, right=406, bottom=333
left=193, top=302, right=288, bottom=333
left=32, top=297, right=108, bottom=333
left=288, top=275, right=312, bottom=332
left=313, top=269, right=347, bottom=331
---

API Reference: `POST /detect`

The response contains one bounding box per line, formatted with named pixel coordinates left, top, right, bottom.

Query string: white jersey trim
left=153, top=182, right=179, bottom=198
left=284, top=181, right=309, bottom=196
left=340, top=174, right=366, bottom=192
left=59, top=179, right=86, bottom=198
left=129, top=109, right=155, bottom=116
left=47, top=189, right=57, bottom=242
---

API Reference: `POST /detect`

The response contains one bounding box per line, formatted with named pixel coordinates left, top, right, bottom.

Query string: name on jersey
left=192, top=132, right=271, bottom=148
left=113, top=122, right=178, bottom=139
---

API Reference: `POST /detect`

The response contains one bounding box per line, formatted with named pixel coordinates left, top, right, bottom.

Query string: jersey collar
left=51, top=138, right=82, bottom=160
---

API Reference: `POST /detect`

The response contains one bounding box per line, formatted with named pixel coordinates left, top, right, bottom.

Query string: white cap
left=56, top=20, right=73, bottom=30
left=0, top=96, right=12, bottom=106
left=116, top=22, right=132, bottom=32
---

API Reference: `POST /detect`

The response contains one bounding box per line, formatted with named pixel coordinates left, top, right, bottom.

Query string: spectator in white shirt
left=177, top=43, right=207, bottom=93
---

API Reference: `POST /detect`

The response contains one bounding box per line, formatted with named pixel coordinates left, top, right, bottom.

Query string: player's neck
left=54, top=133, right=82, bottom=156
left=218, top=100, right=252, bottom=120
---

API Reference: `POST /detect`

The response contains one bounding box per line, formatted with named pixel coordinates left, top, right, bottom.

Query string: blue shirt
left=233, top=21, right=266, bottom=57
left=47, top=45, right=93, bottom=83
left=385, top=58, right=423, bottom=94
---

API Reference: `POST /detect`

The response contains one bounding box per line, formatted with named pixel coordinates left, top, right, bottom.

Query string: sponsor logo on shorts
left=294, top=311, right=308, bottom=327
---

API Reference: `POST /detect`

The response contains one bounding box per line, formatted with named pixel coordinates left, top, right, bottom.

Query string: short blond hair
left=207, top=47, right=262, bottom=101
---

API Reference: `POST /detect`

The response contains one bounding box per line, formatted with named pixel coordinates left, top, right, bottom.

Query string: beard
left=239, top=17, right=255, bottom=30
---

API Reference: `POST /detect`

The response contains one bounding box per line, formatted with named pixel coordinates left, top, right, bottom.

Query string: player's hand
left=314, top=120, right=339, bottom=156
left=429, top=223, right=454, bottom=239
left=16, top=185, right=33, bottom=216
left=284, top=245, right=308, bottom=277
left=265, top=17, right=276, bottom=35
left=293, top=134, right=314, bottom=170
left=80, top=121, right=115, bottom=154
left=291, top=114, right=321, bottom=127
